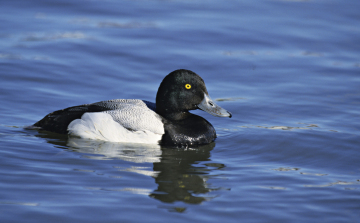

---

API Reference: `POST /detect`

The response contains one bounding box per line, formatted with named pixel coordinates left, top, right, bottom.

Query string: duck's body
left=34, top=69, right=231, bottom=146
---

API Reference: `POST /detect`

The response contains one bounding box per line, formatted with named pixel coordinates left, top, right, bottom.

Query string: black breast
left=160, top=114, right=216, bottom=146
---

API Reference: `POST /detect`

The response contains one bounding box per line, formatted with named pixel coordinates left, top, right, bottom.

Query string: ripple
left=260, top=186, right=287, bottom=190
left=300, top=172, right=328, bottom=176
left=304, top=180, right=360, bottom=188
left=215, top=97, right=244, bottom=102
left=273, top=167, right=300, bottom=171
left=22, top=32, right=86, bottom=41
left=241, top=123, right=324, bottom=131
left=0, top=201, right=39, bottom=206
left=301, top=51, right=324, bottom=57
left=116, top=166, right=159, bottom=177
left=0, top=53, right=22, bottom=60
left=97, top=21, right=157, bottom=29
left=119, top=187, right=152, bottom=195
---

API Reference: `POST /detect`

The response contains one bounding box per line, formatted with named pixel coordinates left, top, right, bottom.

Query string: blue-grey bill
left=197, top=93, right=232, bottom=118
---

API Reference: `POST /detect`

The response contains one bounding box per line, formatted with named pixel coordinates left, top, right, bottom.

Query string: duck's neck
left=156, top=109, right=191, bottom=121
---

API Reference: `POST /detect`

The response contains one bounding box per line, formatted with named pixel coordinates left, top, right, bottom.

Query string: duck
left=33, top=69, right=232, bottom=146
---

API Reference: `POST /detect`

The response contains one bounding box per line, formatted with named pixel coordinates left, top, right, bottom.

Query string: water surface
left=1, top=0, right=359, bottom=222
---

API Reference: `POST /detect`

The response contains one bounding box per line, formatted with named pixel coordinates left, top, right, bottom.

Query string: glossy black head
left=156, top=69, right=231, bottom=120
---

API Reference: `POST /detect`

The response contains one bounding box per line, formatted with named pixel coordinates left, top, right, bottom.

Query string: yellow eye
left=185, top=84, right=191, bottom=89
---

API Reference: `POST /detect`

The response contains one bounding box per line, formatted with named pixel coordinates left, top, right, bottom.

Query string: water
left=1, top=0, right=360, bottom=222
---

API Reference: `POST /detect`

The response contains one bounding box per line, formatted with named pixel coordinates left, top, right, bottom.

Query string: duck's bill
left=197, top=93, right=232, bottom=118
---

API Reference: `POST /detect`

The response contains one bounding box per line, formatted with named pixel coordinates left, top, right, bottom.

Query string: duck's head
left=156, top=69, right=232, bottom=120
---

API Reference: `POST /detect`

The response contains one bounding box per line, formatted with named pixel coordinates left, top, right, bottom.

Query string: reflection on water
left=34, top=130, right=220, bottom=205
left=68, top=137, right=162, bottom=163
left=151, top=143, right=216, bottom=204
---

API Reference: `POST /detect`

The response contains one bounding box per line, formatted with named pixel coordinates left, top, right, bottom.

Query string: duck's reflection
left=150, top=144, right=214, bottom=204
left=67, top=137, right=162, bottom=163
left=33, top=131, right=219, bottom=204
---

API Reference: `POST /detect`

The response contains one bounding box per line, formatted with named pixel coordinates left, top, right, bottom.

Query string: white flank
left=68, top=113, right=162, bottom=144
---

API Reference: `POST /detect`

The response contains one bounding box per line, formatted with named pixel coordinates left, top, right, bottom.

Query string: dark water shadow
left=30, top=129, right=221, bottom=205
left=150, top=143, right=216, bottom=204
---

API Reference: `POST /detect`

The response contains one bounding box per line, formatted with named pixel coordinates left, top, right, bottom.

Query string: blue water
left=1, top=0, right=360, bottom=222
